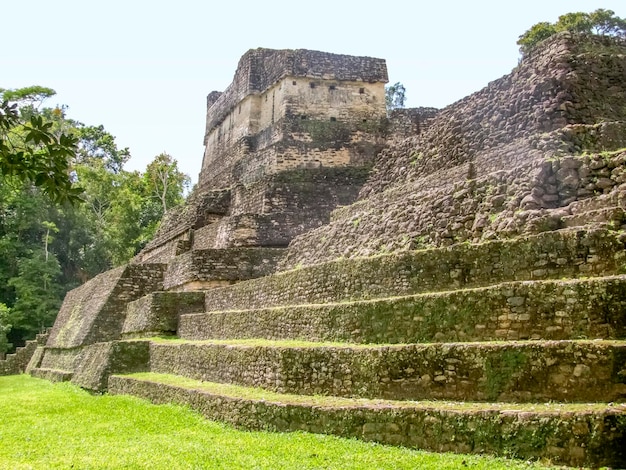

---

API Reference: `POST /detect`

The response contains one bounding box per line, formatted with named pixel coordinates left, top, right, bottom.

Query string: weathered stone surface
left=199, top=48, right=388, bottom=189
left=206, top=228, right=626, bottom=313
left=46, top=264, right=166, bottom=349
left=147, top=339, right=626, bottom=403
left=282, top=149, right=626, bottom=269
left=162, top=248, right=285, bottom=291
left=0, top=333, right=47, bottom=376
left=122, top=292, right=206, bottom=338
left=71, top=340, right=150, bottom=391
left=110, top=374, right=626, bottom=468
left=282, top=33, right=626, bottom=269
left=180, top=276, right=626, bottom=344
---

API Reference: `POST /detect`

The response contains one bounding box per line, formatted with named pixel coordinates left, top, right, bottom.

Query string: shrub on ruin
left=517, top=9, right=626, bottom=55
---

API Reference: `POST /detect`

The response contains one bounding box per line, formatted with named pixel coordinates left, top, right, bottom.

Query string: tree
left=590, top=8, right=626, bottom=36
left=0, top=86, right=56, bottom=113
left=0, top=86, right=190, bottom=351
left=0, top=87, right=83, bottom=204
left=144, top=153, right=190, bottom=214
left=385, top=82, right=406, bottom=111
left=8, top=251, right=62, bottom=340
left=516, top=22, right=558, bottom=56
left=76, top=124, right=130, bottom=174
left=518, top=9, right=626, bottom=55
left=0, top=303, right=11, bottom=357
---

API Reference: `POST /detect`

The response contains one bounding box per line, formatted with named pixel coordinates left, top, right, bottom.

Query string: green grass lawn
left=0, top=375, right=560, bottom=470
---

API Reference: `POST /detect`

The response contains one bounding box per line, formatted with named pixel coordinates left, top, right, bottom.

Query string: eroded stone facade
left=200, top=48, right=388, bottom=188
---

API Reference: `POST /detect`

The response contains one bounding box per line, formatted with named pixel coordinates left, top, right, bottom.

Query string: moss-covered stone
left=109, top=373, right=626, bottom=468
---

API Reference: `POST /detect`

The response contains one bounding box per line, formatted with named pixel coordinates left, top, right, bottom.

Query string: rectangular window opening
left=359, top=87, right=365, bottom=94
left=329, top=85, right=336, bottom=91
left=310, top=82, right=316, bottom=89
left=330, top=117, right=337, bottom=122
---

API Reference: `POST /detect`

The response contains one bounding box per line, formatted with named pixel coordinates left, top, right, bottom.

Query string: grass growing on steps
left=123, top=372, right=625, bottom=412
left=0, top=375, right=559, bottom=470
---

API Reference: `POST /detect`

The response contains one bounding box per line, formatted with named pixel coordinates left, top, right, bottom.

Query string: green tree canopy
left=518, top=9, right=626, bottom=55
left=0, top=86, right=190, bottom=352
left=0, top=87, right=83, bottom=203
left=0, top=303, right=11, bottom=356
left=385, top=82, right=406, bottom=111
left=76, top=124, right=130, bottom=174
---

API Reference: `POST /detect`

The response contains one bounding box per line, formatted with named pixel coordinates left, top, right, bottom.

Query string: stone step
left=562, top=207, right=626, bottom=229
left=109, top=372, right=626, bottom=468
left=162, top=247, right=285, bottom=291
left=180, top=275, right=626, bottom=344
left=122, top=291, right=206, bottom=338
left=283, top=148, right=626, bottom=269
left=146, top=338, right=626, bottom=403
left=568, top=192, right=621, bottom=215
left=30, top=367, right=73, bottom=382
left=203, top=228, right=626, bottom=314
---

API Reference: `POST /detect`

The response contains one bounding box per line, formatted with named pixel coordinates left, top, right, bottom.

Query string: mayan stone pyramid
left=25, top=33, right=626, bottom=467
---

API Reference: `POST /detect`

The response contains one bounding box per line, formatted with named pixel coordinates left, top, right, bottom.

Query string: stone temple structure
left=11, top=35, right=626, bottom=467
left=133, top=48, right=390, bottom=272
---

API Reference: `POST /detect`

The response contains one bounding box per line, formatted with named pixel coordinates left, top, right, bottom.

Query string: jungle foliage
left=0, top=87, right=190, bottom=354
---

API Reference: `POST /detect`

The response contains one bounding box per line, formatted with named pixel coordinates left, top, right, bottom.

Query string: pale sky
left=4, top=0, right=625, bottom=183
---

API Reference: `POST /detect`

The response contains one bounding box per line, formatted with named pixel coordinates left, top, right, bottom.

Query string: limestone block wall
left=148, top=340, right=626, bottom=403
left=122, top=292, right=206, bottom=338
left=202, top=82, right=387, bottom=188
left=230, top=168, right=370, bottom=216
left=0, top=332, right=48, bottom=376
left=387, top=107, right=439, bottom=140
left=283, top=149, right=626, bottom=267
left=133, top=189, right=231, bottom=264
left=202, top=48, right=388, bottom=149
left=110, top=375, right=626, bottom=468
left=192, top=213, right=318, bottom=249
left=204, top=228, right=626, bottom=313
left=70, top=340, right=151, bottom=391
left=162, top=247, right=285, bottom=291
left=199, top=48, right=388, bottom=189
left=360, top=33, right=626, bottom=198
left=180, top=276, right=626, bottom=344
left=46, top=263, right=166, bottom=350
left=190, top=168, right=370, bottom=250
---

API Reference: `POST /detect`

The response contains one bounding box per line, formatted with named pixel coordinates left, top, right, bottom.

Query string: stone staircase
left=108, top=224, right=626, bottom=468
left=0, top=332, right=48, bottom=376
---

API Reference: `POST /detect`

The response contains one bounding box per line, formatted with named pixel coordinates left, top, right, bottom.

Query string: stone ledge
left=147, top=339, right=626, bottom=403
left=109, top=373, right=626, bottom=468
left=123, top=291, right=206, bottom=338
left=163, top=248, right=285, bottom=291
left=180, top=275, right=626, bottom=344
left=204, top=228, right=626, bottom=313
left=30, top=367, right=73, bottom=382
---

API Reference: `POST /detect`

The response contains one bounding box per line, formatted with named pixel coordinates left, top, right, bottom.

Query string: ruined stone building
left=8, top=35, right=626, bottom=467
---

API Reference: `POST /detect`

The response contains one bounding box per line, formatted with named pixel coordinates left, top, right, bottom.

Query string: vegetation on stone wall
left=0, top=87, right=189, bottom=354
left=517, top=9, right=626, bottom=55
